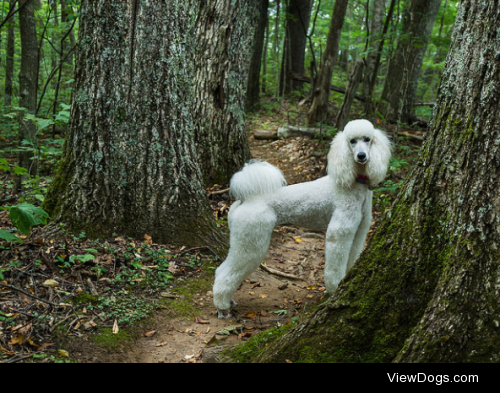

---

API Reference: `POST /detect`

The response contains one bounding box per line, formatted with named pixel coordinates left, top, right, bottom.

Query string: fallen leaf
left=242, top=311, right=256, bottom=320
left=113, top=320, right=119, bottom=335
left=38, top=343, right=55, bottom=351
left=205, top=335, right=228, bottom=347
left=144, top=234, right=153, bottom=246
left=145, top=330, right=157, bottom=337
left=259, top=294, right=268, bottom=299
left=58, top=350, right=69, bottom=358
left=216, top=325, right=243, bottom=336
left=18, top=323, right=32, bottom=335
left=27, top=338, right=39, bottom=348
left=0, top=345, right=15, bottom=358
left=9, top=334, right=23, bottom=346
left=194, top=317, right=210, bottom=325
left=238, top=332, right=253, bottom=340
left=43, top=279, right=59, bottom=288
left=251, top=282, right=262, bottom=289
left=156, top=341, right=168, bottom=347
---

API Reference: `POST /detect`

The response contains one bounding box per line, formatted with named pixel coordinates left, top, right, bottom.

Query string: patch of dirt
left=123, top=227, right=328, bottom=364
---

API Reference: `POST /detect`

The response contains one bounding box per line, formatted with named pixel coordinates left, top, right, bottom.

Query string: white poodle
left=213, top=119, right=392, bottom=318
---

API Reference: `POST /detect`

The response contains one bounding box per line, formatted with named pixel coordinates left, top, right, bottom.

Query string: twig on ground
left=260, top=264, right=302, bottom=280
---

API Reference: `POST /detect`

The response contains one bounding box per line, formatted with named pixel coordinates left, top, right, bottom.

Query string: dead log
left=277, top=126, right=321, bottom=139
left=253, top=129, right=279, bottom=140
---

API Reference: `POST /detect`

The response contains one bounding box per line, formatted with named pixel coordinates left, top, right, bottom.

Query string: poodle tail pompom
left=230, top=160, right=287, bottom=201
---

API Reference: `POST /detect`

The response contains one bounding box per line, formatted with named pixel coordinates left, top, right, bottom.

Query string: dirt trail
left=91, top=134, right=332, bottom=363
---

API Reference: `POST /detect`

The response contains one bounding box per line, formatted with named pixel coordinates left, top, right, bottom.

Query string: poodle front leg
left=324, top=210, right=362, bottom=294
left=347, top=196, right=373, bottom=272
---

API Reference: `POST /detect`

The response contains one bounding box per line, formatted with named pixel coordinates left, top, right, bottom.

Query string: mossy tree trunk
left=252, top=0, right=500, bottom=363
left=193, top=0, right=261, bottom=185
left=43, top=0, right=225, bottom=248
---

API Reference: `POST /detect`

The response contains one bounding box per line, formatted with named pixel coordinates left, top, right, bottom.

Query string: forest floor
left=0, top=105, right=424, bottom=363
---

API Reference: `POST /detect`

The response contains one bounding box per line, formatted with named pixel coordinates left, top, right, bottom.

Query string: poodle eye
left=350, top=139, right=357, bottom=144
left=364, top=137, right=371, bottom=143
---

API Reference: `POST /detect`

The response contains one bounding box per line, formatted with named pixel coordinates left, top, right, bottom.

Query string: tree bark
left=244, top=0, right=500, bottom=363
left=279, top=0, right=313, bottom=96
left=193, top=0, right=260, bottom=185
left=18, top=0, right=39, bottom=177
left=380, top=0, right=442, bottom=124
left=335, top=59, right=364, bottom=131
left=42, top=0, right=225, bottom=249
left=4, top=0, right=16, bottom=107
left=362, top=0, right=385, bottom=102
left=306, top=0, right=349, bottom=126
left=246, top=0, right=269, bottom=111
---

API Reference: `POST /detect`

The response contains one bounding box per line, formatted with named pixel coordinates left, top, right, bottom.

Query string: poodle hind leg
left=213, top=204, right=276, bottom=319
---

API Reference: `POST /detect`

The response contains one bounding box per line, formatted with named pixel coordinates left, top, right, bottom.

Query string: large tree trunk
left=42, top=0, right=225, bottom=248
left=18, top=0, right=39, bottom=178
left=379, top=0, right=442, bottom=124
left=245, top=0, right=500, bottom=363
left=279, top=0, right=313, bottom=96
left=193, top=0, right=260, bottom=185
left=306, top=0, right=349, bottom=126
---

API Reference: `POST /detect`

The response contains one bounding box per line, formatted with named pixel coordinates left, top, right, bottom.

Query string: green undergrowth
left=91, top=327, right=136, bottom=353
left=224, top=324, right=296, bottom=363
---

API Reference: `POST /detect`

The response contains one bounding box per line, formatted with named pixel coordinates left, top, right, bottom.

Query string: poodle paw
left=217, top=309, right=232, bottom=319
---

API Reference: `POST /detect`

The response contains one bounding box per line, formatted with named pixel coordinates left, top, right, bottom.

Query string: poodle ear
left=366, top=128, right=392, bottom=186
left=327, top=131, right=356, bottom=188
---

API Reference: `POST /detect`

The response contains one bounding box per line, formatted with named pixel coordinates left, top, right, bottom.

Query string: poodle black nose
left=357, top=152, right=367, bottom=161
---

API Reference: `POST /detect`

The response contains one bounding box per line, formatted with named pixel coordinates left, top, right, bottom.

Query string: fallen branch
left=208, top=188, right=230, bottom=197
left=260, top=264, right=302, bottom=280
left=0, top=282, right=61, bottom=308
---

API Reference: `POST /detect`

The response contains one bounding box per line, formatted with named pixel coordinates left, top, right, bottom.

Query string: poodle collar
left=356, top=175, right=370, bottom=185
left=356, top=175, right=377, bottom=191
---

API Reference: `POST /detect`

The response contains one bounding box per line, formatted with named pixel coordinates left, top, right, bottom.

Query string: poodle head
left=327, top=119, right=392, bottom=189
